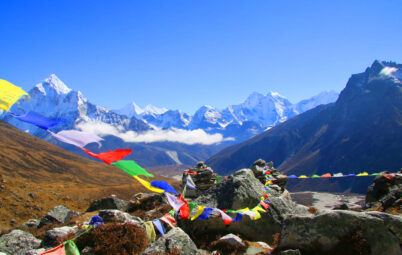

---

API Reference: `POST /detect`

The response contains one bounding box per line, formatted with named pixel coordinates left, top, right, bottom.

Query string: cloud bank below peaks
left=76, top=121, right=234, bottom=145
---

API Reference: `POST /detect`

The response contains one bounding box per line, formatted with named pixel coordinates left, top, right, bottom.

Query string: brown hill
left=0, top=120, right=179, bottom=230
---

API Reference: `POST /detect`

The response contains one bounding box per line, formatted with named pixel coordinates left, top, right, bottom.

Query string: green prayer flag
left=370, top=173, right=381, bottom=176
left=311, top=174, right=320, bottom=178
left=216, top=176, right=222, bottom=183
left=64, top=240, right=80, bottom=255
left=189, top=202, right=197, bottom=214
left=112, top=160, right=154, bottom=177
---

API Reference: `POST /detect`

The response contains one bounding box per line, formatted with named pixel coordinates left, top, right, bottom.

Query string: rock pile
left=250, top=159, right=288, bottom=191
left=182, top=161, right=218, bottom=198
left=365, top=170, right=402, bottom=213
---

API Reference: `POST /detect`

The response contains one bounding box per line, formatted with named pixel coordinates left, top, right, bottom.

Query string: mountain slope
left=206, top=61, right=402, bottom=182
left=0, top=120, right=179, bottom=229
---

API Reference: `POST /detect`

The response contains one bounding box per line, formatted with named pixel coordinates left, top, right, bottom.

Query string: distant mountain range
left=206, top=60, right=402, bottom=192
left=1, top=74, right=338, bottom=167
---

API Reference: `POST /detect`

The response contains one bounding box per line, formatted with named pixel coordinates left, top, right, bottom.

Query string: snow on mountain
left=221, top=91, right=296, bottom=127
left=293, top=90, right=339, bottom=114
left=115, top=102, right=167, bottom=118
left=187, top=105, right=226, bottom=130
left=3, top=74, right=149, bottom=137
left=143, top=109, right=191, bottom=129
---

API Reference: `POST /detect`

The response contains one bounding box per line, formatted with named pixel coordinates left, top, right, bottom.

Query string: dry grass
left=0, top=121, right=179, bottom=230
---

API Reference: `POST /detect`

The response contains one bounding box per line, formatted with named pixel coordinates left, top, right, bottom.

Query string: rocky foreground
left=0, top=161, right=401, bottom=255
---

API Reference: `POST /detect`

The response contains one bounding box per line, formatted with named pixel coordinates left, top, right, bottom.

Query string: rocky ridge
left=1, top=163, right=401, bottom=255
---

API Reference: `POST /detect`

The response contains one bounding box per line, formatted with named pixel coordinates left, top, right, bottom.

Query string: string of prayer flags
left=49, top=130, right=103, bottom=149
left=83, top=148, right=132, bottom=165
left=152, top=219, right=166, bottom=236
left=112, top=160, right=154, bottom=177
left=39, top=240, right=80, bottom=255
left=186, top=175, right=196, bottom=189
left=150, top=180, right=178, bottom=195
left=0, top=79, right=29, bottom=111
left=133, top=176, right=164, bottom=193
left=10, top=111, right=66, bottom=130
left=371, top=173, right=381, bottom=176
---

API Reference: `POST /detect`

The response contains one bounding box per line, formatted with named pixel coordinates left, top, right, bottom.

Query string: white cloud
left=76, top=121, right=234, bottom=145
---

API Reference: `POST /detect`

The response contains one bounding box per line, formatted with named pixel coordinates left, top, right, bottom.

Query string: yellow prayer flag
left=191, top=205, right=205, bottom=221
left=357, top=172, right=369, bottom=176
left=0, top=79, right=29, bottom=111
left=133, top=176, right=164, bottom=193
left=298, top=175, right=308, bottom=179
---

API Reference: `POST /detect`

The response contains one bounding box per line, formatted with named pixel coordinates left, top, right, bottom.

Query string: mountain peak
left=143, top=104, right=168, bottom=115
left=41, top=74, right=72, bottom=94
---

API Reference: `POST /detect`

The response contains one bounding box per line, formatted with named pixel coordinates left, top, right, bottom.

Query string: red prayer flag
left=177, top=194, right=190, bottom=220
left=83, top=148, right=132, bottom=165
left=321, top=173, right=332, bottom=178
left=187, top=170, right=198, bottom=175
left=260, top=201, right=270, bottom=210
left=383, top=173, right=396, bottom=180
left=163, top=213, right=177, bottom=226
left=39, top=244, right=65, bottom=255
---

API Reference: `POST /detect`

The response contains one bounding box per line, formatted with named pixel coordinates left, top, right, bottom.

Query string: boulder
left=0, top=230, right=41, bottom=255
left=280, top=249, right=301, bottom=255
left=244, top=241, right=273, bottom=255
left=209, top=234, right=247, bottom=255
left=142, top=227, right=199, bottom=255
left=41, top=226, right=78, bottom=247
left=20, top=219, right=40, bottom=229
left=250, top=159, right=288, bottom=190
left=98, top=210, right=142, bottom=224
left=128, top=193, right=167, bottom=212
left=365, top=170, right=402, bottom=212
left=279, top=210, right=402, bottom=255
left=178, top=169, right=309, bottom=243
left=39, top=205, right=79, bottom=228
left=86, top=197, right=129, bottom=212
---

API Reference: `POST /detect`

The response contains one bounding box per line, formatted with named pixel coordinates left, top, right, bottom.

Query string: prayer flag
left=288, top=175, right=298, bottom=179
left=232, top=213, right=243, bottom=222
left=151, top=180, right=178, bottom=195
left=0, top=79, right=29, bottom=111
left=11, top=111, right=65, bottom=130
left=333, top=173, right=344, bottom=177
left=298, top=175, right=308, bottom=179
left=166, top=193, right=185, bottom=211
left=311, top=174, right=320, bottom=178
left=197, top=207, right=214, bottom=220
left=186, top=175, right=196, bottom=189
left=214, top=208, right=232, bottom=225
left=133, top=176, right=164, bottom=193
left=49, top=130, right=103, bottom=149
left=160, top=214, right=176, bottom=228
left=357, top=172, right=369, bottom=176
left=83, top=148, right=132, bottom=165
left=144, top=221, right=156, bottom=242
left=191, top=205, right=205, bottom=221
left=371, top=173, right=381, bottom=176
left=321, top=173, right=331, bottom=178
left=112, top=160, right=154, bottom=177
left=152, top=219, right=166, bottom=236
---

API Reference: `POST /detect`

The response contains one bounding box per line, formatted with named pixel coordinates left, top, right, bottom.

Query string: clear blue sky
left=1, top=0, right=401, bottom=114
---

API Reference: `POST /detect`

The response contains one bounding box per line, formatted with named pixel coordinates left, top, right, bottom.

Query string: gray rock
left=81, top=246, right=95, bottom=255
left=178, top=169, right=309, bottom=243
left=279, top=210, right=402, bottom=255
left=86, top=197, right=129, bottom=212
left=99, top=209, right=142, bottom=224
left=217, top=233, right=246, bottom=247
left=0, top=230, right=41, bottom=255
left=20, top=219, right=40, bottom=229
left=142, top=227, right=198, bottom=255
left=39, top=205, right=79, bottom=227
left=365, top=171, right=402, bottom=210
left=26, top=248, right=46, bottom=255
left=41, top=226, right=78, bottom=247
left=245, top=241, right=273, bottom=255
left=280, top=249, right=301, bottom=255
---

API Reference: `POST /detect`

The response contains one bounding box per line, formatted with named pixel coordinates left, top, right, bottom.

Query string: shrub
left=74, top=222, right=147, bottom=255
left=308, top=206, right=318, bottom=214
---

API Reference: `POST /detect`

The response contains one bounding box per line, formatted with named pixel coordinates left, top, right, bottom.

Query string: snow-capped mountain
left=3, top=74, right=150, bottom=137
left=293, top=90, right=339, bottom=114
left=116, top=102, right=168, bottom=118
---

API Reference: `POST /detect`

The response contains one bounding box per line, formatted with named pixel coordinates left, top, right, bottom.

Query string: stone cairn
left=250, top=159, right=288, bottom=191
left=181, top=161, right=217, bottom=198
